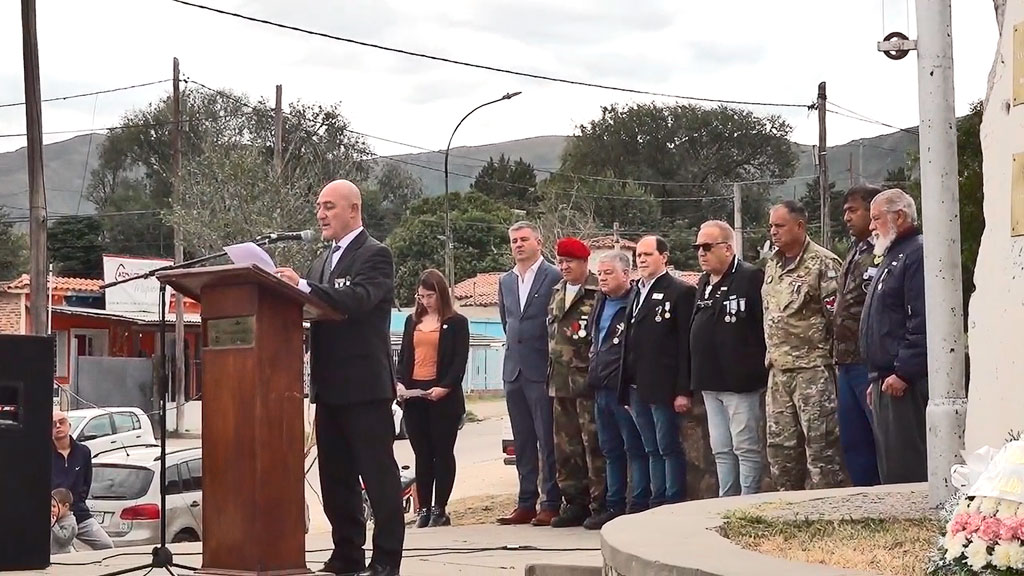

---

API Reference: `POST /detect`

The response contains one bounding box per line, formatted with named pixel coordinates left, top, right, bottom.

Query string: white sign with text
left=102, top=255, right=173, bottom=313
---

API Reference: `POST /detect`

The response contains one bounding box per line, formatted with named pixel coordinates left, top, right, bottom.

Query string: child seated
left=50, top=488, right=78, bottom=554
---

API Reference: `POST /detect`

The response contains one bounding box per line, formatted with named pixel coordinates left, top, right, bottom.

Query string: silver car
left=87, top=446, right=203, bottom=547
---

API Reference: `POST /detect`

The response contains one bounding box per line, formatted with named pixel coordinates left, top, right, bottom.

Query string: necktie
left=321, top=244, right=340, bottom=283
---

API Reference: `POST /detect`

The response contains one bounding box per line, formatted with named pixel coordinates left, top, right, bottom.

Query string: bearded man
left=859, top=188, right=928, bottom=484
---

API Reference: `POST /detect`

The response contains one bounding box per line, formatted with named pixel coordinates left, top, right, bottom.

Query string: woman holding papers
left=396, top=268, right=470, bottom=528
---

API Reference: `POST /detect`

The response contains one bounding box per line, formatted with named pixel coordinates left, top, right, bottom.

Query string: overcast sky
left=0, top=0, right=999, bottom=159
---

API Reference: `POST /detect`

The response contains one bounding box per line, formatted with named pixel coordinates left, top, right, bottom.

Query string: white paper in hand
left=224, top=242, right=277, bottom=273
left=398, top=388, right=428, bottom=399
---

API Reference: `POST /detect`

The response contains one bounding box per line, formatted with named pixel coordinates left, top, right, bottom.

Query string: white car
left=66, top=407, right=157, bottom=455
left=88, top=446, right=203, bottom=547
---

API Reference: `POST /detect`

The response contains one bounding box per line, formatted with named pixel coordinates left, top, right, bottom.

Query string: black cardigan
left=396, top=312, right=470, bottom=410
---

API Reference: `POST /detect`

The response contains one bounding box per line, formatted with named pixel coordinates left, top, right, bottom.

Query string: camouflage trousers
left=766, top=366, right=843, bottom=491
left=552, top=396, right=606, bottom=512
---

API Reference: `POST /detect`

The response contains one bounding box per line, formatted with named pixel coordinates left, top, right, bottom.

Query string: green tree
left=956, top=100, right=985, bottom=319
left=387, top=192, right=513, bottom=304
left=470, top=154, right=539, bottom=210
left=362, top=161, right=424, bottom=242
left=0, top=208, right=28, bottom=281
left=48, top=215, right=105, bottom=278
left=798, top=177, right=848, bottom=255
left=560, top=102, right=798, bottom=231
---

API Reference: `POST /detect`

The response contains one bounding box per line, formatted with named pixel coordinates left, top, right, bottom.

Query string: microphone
left=255, top=230, right=317, bottom=244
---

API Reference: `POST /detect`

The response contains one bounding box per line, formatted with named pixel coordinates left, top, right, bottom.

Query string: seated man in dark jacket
left=859, top=188, right=928, bottom=484
left=584, top=251, right=649, bottom=529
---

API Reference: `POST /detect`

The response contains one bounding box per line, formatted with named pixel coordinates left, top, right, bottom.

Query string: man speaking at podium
left=276, top=179, right=404, bottom=576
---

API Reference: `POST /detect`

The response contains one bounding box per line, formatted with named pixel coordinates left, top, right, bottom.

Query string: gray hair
left=508, top=220, right=541, bottom=237
left=699, top=220, right=735, bottom=245
left=597, top=250, right=632, bottom=272
left=872, top=188, right=918, bottom=225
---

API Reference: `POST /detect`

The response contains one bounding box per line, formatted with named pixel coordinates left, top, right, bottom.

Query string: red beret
left=556, top=237, right=590, bottom=260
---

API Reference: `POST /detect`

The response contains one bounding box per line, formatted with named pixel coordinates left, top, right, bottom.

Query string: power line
left=185, top=77, right=815, bottom=194
left=0, top=79, right=170, bottom=109
left=168, top=0, right=811, bottom=110
left=827, top=103, right=920, bottom=136
left=0, top=109, right=259, bottom=139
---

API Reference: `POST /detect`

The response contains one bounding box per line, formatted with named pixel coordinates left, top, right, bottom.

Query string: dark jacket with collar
left=396, top=312, right=470, bottom=415
left=305, top=229, right=397, bottom=406
left=859, top=228, right=927, bottom=384
left=498, top=259, right=561, bottom=384
left=617, top=271, right=697, bottom=405
left=689, top=256, right=768, bottom=394
left=587, top=287, right=633, bottom=392
left=833, top=237, right=878, bottom=364
left=52, top=438, right=94, bottom=524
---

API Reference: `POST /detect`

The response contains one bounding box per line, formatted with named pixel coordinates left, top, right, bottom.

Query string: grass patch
left=463, top=410, right=482, bottom=423
left=718, top=510, right=942, bottom=576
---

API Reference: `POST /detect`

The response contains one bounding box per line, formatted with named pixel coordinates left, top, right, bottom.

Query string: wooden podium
left=158, top=264, right=340, bottom=576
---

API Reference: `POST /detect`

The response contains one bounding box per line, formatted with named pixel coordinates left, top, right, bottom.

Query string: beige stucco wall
left=965, top=0, right=1024, bottom=451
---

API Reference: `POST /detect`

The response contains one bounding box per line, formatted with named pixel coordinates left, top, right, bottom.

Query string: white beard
left=872, top=228, right=897, bottom=256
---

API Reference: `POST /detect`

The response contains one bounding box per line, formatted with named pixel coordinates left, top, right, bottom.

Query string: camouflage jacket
left=547, top=273, right=600, bottom=397
left=833, top=237, right=878, bottom=364
left=762, top=236, right=842, bottom=370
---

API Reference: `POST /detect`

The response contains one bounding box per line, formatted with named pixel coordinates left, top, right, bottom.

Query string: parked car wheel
left=172, top=529, right=200, bottom=543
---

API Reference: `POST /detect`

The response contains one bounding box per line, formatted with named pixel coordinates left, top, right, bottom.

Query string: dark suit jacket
left=305, top=229, right=396, bottom=406
left=617, top=272, right=697, bottom=405
left=497, top=259, right=560, bottom=384
left=396, top=312, right=470, bottom=414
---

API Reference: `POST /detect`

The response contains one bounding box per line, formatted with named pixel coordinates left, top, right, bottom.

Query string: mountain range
left=0, top=127, right=919, bottom=227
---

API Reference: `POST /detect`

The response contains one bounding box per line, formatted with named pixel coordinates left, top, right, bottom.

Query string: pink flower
left=949, top=514, right=968, bottom=536
left=978, top=517, right=1004, bottom=543
left=1013, top=518, right=1024, bottom=540
left=964, top=513, right=985, bottom=536
left=999, top=518, right=1018, bottom=542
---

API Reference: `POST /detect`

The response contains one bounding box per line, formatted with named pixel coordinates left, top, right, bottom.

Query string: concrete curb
left=600, top=483, right=927, bottom=576
left=524, top=564, right=601, bottom=576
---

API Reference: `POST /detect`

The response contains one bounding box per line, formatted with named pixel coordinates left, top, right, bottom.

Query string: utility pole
left=915, top=0, right=967, bottom=506
left=733, top=182, right=744, bottom=259
left=859, top=142, right=865, bottom=185
left=21, top=0, right=47, bottom=336
left=849, top=153, right=855, bottom=187
left=274, top=84, right=283, bottom=176
left=817, top=81, right=830, bottom=247
left=612, top=221, right=621, bottom=250
left=172, top=58, right=186, bottom=434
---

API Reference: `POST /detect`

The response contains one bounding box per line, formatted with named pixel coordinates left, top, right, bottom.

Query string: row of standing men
left=493, top=184, right=929, bottom=531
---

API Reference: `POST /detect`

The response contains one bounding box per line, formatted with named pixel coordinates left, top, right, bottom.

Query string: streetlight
left=443, top=91, right=522, bottom=286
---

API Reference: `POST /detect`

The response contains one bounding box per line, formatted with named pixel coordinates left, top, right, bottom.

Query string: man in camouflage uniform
left=833, top=184, right=882, bottom=486
left=762, top=200, right=844, bottom=491
left=546, top=237, right=606, bottom=527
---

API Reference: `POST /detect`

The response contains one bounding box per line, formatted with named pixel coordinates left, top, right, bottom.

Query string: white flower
left=944, top=532, right=968, bottom=561
left=969, top=497, right=983, bottom=512
left=1017, top=502, right=1024, bottom=518
left=1008, top=542, right=1024, bottom=570
left=965, top=538, right=991, bottom=570
left=996, top=500, right=1020, bottom=519
left=980, top=497, right=1000, bottom=516
left=993, top=542, right=1015, bottom=569
left=954, top=498, right=971, bottom=516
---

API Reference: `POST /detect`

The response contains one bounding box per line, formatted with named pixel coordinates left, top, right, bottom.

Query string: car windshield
left=90, top=465, right=154, bottom=500
left=68, top=416, right=85, bottom=431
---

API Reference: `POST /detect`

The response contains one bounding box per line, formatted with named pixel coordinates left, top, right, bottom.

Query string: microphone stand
left=96, top=235, right=298, bottom=576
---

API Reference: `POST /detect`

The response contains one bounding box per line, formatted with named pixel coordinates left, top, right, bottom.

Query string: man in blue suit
left=496, top=221, right=562, bottom=526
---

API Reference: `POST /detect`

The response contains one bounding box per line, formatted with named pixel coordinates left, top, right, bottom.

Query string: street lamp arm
left=444, top=95, right=514, bottom=178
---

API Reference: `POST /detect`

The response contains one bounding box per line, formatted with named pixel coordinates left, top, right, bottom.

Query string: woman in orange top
left=396, top=269, right=470, bottom=528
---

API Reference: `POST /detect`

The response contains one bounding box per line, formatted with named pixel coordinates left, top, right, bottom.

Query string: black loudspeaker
left=0, top=334, right=55, bottom=571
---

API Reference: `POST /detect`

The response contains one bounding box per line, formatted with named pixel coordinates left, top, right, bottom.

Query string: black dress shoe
left=355, top=563, right=400, bottom=576
left=414, top=507, right=431, bottom=528
left=320, top=560, right=364, bottom=575
left=427, top=506, right=451, bottom=527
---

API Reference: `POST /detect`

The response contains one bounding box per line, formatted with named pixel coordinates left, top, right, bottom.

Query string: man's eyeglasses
left=691, top=241, right=729, bottom=252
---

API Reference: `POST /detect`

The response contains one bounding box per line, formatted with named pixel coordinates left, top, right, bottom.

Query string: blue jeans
left=837, top=363, right=879, bottom=486
left=594, top=388, right=650, bottom=513
left=628, top=389, right=686, bottom=506
left=703, top=389, right=765, bottom=496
